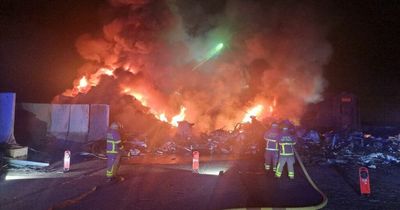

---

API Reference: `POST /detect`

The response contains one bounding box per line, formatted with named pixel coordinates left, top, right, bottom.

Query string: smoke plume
left=54, top=0, right=332, bottom=133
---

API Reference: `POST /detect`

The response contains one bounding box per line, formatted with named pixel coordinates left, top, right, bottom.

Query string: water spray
left=192, top=43, right=224, bottom=71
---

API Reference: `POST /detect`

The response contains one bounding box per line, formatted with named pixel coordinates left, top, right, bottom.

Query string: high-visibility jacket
left=264, top=129, right=279, bottom=151
left=106, top=129, right=121, bottom=154
left=278, top=134, right=296, bottom=156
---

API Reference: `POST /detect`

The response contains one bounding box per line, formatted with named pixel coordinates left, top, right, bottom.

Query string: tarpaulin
left=0, top=93, right=16, bottom=144
left=67, top=104, right=89, bottom=142
left=88, top=104, right=109, bottom=141
left=49, top=104, right=70, bottom=140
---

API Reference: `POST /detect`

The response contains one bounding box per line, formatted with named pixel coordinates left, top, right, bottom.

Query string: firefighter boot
left=289, top=172, right=295, bottom=180
left=264, top=163, right=271, bottom=171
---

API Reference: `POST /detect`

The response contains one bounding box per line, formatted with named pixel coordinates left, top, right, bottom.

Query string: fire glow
left=171, top=107, right=186, bottom=127
left=55, top=0, right=331, bottom=132
left=122, top=85, right=187, bottom=127
left=77, top=76, right=88, bottom=93
left=242, top=105, right=264, bottom=123
left=68, top=67, right=116, bottom=96
left=123, top=88, right=148, bottom=106
left=70, top=67, right=279, bottom=128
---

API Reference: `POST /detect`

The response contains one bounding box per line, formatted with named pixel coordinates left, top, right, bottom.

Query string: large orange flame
left=121, top=86, right=186, bottom=127
left=122, top=87, right=148, bottom=106
left=171, top=106, right=186, bottom=127
left=242, top=104, right=264, bottom=123
left=157, top=113, right=168, bottom=123
left=65, top=67, right=116, bottom=96
left=67, top=66, right=280, bottom=130
left=77, top=76, right=89, bottom=93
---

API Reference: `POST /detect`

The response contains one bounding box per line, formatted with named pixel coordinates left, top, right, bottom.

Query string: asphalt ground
left=0, top=154, right=325, bottom=210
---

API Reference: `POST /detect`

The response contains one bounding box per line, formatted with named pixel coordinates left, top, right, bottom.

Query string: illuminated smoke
left=54, top=0, right=332, bottom=132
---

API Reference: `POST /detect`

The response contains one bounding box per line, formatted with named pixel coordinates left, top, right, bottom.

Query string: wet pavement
left=0, top=154, right=325, bottom=210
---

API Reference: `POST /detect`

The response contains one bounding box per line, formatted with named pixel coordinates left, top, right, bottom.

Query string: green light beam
left=192, top=42, right=224, bottom=71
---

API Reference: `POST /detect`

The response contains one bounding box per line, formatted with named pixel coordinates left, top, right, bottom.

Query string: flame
left=242, top=104, right=264, bottom=123
left=68, top=65, right=282, bottom=130
left=171, top=106, right=186, bottom=127
left=132, top=93, right=145, bottom=104
left=98, top=67, right=114, bottom=76
left=88, top=67, right=116, bottom=87
left=122, top=88, right=148, bottom=106
left=77, top=76, right=89, bottom=93
left=65, top=67, right=117, bottom=96
left=121, top=86, right=185, bottom=127
left=121, top=86, right=187, bottom=127
left=70, top=67, right=276, bottom=130
left=158, top=113, right=168, bottom=122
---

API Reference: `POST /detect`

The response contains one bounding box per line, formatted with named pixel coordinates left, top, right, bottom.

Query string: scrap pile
left=36, top=117, right=400, bottom=171
left=298, top=130, right=400, bottom=169
left=80, top=120, right=264, bottom=157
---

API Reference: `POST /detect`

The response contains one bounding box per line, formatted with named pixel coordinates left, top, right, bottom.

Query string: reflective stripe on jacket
left=279, top=135, right=296, bottom=156
left=266, top=139, right=278, bottom=151
left=264, top=129, right=279, bottom=151
left=106, top=129, right=121, bottom=154
left=107, top=140, right=121, bottom=154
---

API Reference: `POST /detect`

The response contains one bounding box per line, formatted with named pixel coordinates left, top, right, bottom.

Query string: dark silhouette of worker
left=275, top=125, right=296, bottom=179
left=263, top=122, right=280, bottom=172
left=106, top=122, right=122, bottom=181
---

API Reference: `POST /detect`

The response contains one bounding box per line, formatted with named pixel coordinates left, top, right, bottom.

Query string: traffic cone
left=359, top=167, right=370, bottom=195
left=64, top=150, right=71, bottom=172
left=192, top=151, right=199, bottom=173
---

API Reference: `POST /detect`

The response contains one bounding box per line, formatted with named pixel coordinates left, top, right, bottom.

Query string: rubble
left=156, top=141, right=177, bottom=154
left=129, top=148, right=141, bottom=156
left=5, top=115, right=394, bottom=171
left=297, top=129, right=400, bottom=168
left=116, top=120, right=393, bottom=166
left=302, top=130, right=321, bottom=144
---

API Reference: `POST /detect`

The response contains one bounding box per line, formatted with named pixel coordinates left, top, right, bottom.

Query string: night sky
left=0, top=0, right=399, bottom=124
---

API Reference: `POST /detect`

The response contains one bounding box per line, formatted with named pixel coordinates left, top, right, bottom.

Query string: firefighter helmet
left=110, top=122, right=121, bottom=130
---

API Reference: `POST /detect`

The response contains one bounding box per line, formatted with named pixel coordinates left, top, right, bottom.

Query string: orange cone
left=359, top=167, right=370, bottom=195
left=64, top=150, right=71, bottom=172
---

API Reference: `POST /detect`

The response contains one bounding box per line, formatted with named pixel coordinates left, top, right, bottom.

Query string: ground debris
left=297, top=129, right=400, bottom=168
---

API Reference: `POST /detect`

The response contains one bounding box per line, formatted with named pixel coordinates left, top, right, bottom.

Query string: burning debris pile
left=81, top=118, right=399, bottom=170
left=297, top=130, right=400, bottom=169
left=82, top=118, right=267, bottom=157
left=53, top=0, right=332, bottom=144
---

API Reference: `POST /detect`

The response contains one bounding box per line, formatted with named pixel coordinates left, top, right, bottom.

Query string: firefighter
left=281, top=119, right=295, bottom=135
left=275, top=125, right=296, bottom=179
left=106, top=122, right=122, bottom=181
left=263, top=122, right=280, bottom=172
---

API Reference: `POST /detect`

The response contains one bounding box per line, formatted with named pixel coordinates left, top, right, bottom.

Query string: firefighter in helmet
left=275, top=125, right=296, bottom=179
left=263, top=122, right=280, bottom=172
left=106, top=122, right=123, bottom=181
